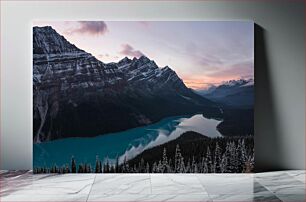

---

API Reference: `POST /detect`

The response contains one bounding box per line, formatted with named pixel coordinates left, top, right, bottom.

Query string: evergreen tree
left=65, top=164, right=70, bottom=173
left=168, top=159, right=173, bottom=173
left=229, top=142, right=238, bottom=172
left=78, top=164, right=84, bottom=173
left=174, top=144, right=181, bottom=172
left=133, top=164, right=137, bottom=173
left=186, top=158, right=191, bottom=173
left=115, top=155, right=119, bottom=173
left=122, top=156, right=127, bottom=173
left=179, top=155, right=185, bottom=173
left=71, top=156, right=77, bottom=173
left=103, top=158, right=110, bottom=173
left=214, top=142, right=222, bottom=173
left=240, top=139, right=247, bottom=172
left=110, top=165, right=115, bottom=173
left=146, top=162, right=150, bottom=173
left=200, top=156, right=206, bottom=173
left=99, top=161, right=102, bottom=173
left=157, top=160, right=163, bottom=173
left=140, top=158, right=145, bottom=173
left=206, top=146, right=212, bottom=173
left=191, top=156, right=197, bottom=173
left=174, top=144, right=185, bottom=173
left=152, top=162, right=157, bottom=173
left=220, top=153, right=228, bottom=173
left=87, top=164, right=92, bottom=173
left=162, top=148, right=169, bottom=173
left=95, top=155, right=101, bottom=173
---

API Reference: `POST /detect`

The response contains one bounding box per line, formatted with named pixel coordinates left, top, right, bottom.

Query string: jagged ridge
left=33, top=26, right=220, bottom=143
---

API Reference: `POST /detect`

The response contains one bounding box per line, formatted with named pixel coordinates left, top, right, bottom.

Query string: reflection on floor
left=0, top=170, right=305, bottom=201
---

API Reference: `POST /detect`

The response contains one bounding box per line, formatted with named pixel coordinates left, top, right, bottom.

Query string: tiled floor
left=0, top=170, right=305, bottom=202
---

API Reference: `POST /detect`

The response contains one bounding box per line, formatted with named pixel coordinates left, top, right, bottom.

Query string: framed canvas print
left=33, top=21, right=254, bottom=173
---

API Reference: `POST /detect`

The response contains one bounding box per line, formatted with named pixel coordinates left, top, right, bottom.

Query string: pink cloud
left=68, top=21, right=108, bottom=35
left=119, top=44, right=144, bottom=58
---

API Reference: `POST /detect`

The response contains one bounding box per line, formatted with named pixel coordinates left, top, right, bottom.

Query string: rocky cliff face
left=33, top=26, right=219, bottom=143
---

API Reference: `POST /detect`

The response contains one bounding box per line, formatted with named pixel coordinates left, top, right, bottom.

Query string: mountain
left=197, top=79, right=254, bottom=108
left=33, top=26, right=220, bottom=143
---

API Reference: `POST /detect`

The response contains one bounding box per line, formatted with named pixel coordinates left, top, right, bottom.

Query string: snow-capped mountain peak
left=221, top=79, right=248, bottom=87
left=33, top=26, right=217, bottom=143
left=196, top=78, right=254, bottom=108
left=33, top=26, right=85, bottom=55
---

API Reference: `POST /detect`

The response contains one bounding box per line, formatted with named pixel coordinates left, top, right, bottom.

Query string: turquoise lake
left=33, top=114, right=222, bottom=168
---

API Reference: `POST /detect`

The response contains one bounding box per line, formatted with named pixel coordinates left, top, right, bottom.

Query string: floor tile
left=253, top=181, right=272, bottom=194
left=1, top=170, right=306, bottom=202
left=90, top=174, right=151, bottom=195
left=256, top=173, right=305, bottom=195
left=210, top=194, right=281, bottom=202
left=1, top=173, right=55, bottom=196
left=88, top=194, right=211, bottom=202
left=2, top=174, right=96, bottom=196
left=275, top=194, right=306, bottom=202
left=286, top=170, right=306, bottom=183
left=255, top=171, right=290, bottom=180
left=253, top=194, right=282, bottom=202
left=197, top=174, right=254, bottom=195
left=150, top=174, right=208, bottom=195
left=0, top=194, right=88, bottom=202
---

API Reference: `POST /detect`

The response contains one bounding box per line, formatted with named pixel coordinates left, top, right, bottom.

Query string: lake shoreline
left=34, top=114, right=222, bottom=168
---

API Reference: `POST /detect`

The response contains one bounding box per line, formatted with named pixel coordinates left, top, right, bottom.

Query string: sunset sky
left=33, top=21, right=254, bottom=90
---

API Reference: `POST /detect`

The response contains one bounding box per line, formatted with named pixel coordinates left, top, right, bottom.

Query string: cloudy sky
left=33, top=21, right=254, bottom=90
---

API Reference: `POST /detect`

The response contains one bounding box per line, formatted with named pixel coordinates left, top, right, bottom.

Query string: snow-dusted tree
left=162, top=148, right=169, bottom=173
left=229, top=141, right=239, bottom=172
left=174, top=144, right=181, bottom=172
left=186, top=158, right=191, bottom=173
left=240, top=139, right=247, bottom=162
left=152, top=162, right=157, bottom=173
left=244, top=147, right=255, bottom=173
left=168, top=159, right=173, bottom=173
left=206, top=146, right=212, bottom=173
left=191, top=156, right=197, bottom=173
left=146, top=162, right=150, bottom=173
left=157, top=160, right=163, bottom=173
left=133, top=164, right=137, bottom=173
left=240, top=139, right=248, bottom=172
left=139, top=158, right=145, bottom=172
left=214, top=142, right=222, bottom=173
left=174, top=144, right=184, bottom=173
left=179, top=156, right=186, bottom=173
left=235, top=140, right=243, bottom=172
left=200, top=156, right=208, bottom=173
left=220, top=153, right=228, bottom=173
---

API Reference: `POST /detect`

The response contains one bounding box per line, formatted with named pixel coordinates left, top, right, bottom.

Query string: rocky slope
left=33, top=26, right=220, bottom=143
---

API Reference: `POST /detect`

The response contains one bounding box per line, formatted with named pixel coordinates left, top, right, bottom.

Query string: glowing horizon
left=33, top=21, right=254, bottom=90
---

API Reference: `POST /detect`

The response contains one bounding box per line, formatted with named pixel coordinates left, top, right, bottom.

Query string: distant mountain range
left=33, top=26, right=220, bottom=143
left=196, top=79, right=254, bottom=108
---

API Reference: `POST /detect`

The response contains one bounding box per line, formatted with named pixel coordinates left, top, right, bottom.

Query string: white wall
left=1, top=0, right=304, bottom=170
